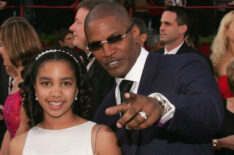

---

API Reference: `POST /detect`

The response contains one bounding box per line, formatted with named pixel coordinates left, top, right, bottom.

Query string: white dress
left=23, top=121, right=96, bottom=155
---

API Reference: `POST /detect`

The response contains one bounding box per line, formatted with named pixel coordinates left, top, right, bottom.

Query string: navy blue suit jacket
left=93, top=52, right=223, bottom=155
left=157, top=42, right=214, bottom=74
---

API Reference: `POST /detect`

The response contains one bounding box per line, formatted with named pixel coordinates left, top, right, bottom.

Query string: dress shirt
left=164, top=41, right=184, bottom=55
left=86, top=52, right=95, bottom=71
left=115, top=47, right=175, bottom=124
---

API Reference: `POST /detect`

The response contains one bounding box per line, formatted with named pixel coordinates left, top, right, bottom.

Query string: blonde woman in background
left=210, top=11, right=234, bottom=99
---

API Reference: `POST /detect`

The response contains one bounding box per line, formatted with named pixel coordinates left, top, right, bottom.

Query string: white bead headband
left=35, top=49, right=79, bottom=64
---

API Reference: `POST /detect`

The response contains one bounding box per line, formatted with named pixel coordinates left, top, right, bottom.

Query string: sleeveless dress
left=23, top=121, right=96, bottom=155
left=217, top=75, right=234, bottom=99
left=2, top=91, right=22, bottom=138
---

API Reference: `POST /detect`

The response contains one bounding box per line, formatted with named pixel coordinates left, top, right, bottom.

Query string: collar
left=116, top=47, right=149, bottom=85
left=164, top=41, right=184, bottom=55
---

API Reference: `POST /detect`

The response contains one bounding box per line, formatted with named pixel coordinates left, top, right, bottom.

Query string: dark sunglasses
left=87, top=23, right=134, bottom=52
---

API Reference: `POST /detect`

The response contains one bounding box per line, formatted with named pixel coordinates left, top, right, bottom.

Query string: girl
left=9, top=48, right=121, bottom=155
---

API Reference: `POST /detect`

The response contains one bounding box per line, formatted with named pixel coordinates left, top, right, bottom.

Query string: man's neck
left=165, top=39, right=184, bottom=52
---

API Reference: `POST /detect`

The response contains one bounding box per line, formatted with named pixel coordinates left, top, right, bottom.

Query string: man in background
left=56, top=29, right=74, bottom=49
left=158, top=6, right=213, bottom=73
left=69, top=0, right=114, bottom=120
left=132, top=17, right=148, bottom=47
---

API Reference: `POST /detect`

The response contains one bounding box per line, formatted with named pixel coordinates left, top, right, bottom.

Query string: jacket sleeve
left=161, top=53, right=224, bottom=138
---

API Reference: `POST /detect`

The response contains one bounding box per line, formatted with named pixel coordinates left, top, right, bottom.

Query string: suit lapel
left=177, top=42, right=190, bottom=55
left=138, top=52, right=160, bottom=95
left=157, top=48, right=164, bottom=54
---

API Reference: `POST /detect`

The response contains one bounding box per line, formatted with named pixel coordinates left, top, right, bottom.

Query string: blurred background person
left=0, top=17, right=42, bottom=155
left=0, top=0, right=7, bottom=10
left=0, top=55, right=8, bottom=147
left=56, top=28, right=74, bottom=49
left=132, top=17, right=148, bottom=47
left=147, top=33, right=164, bottom=52
left=210, top=11, right=234, bottom=99
left=213, top=59, right=234, bottom=155
left=69, top=0, right=114, bottom=120
left=158, top=6, right=213, bottom=73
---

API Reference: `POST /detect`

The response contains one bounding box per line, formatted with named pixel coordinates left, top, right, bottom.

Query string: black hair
left=56, top=28, right=73, bottom=43
left=163, top=6, right=188, bottom=26
left=20, top=47, right=93, bottom=127
left=84, top=1, right=132, bottom=36
left=132, top=17, right=148, bottom=34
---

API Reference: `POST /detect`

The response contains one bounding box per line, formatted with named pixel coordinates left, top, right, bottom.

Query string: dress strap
left=94, top=124, right=102, bottom=155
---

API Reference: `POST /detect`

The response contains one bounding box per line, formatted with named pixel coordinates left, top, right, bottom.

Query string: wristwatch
left=149, top=93, right=175, bottom=124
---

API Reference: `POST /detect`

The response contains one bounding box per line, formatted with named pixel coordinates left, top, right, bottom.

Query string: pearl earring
left=35, top=94, right=38, bottom=101
left=75, top=96, right=78, bottom=101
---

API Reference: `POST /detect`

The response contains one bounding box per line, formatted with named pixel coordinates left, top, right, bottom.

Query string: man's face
left=69, top=8, right=89, bottom=50
left=60, top=33, right=74, bottom=49
left=159, top=11, right=183, bottom=45
left=85, top=17, right=141, bottom=78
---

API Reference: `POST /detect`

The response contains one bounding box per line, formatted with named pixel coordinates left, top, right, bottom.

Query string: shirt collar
left=164, top=41, right=184, bottom=55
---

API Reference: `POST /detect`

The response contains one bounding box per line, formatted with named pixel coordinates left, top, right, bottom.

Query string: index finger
left=105, top=103, right=129, bottom=116
left=124, top=92, right=137, bottom=100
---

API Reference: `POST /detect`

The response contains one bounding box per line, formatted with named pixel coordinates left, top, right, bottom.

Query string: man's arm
left=106, top=53, right=224, bottom=137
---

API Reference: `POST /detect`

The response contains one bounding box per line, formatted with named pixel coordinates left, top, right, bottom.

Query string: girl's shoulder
left=91, top=124, right=122, bottom=155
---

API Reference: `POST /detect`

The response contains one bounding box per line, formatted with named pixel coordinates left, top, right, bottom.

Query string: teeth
left=50, top=102, right=62, bottom=106
left=109, top=61, right=118, bottom=65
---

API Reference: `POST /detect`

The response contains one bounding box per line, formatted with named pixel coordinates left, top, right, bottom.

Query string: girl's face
left=34, top=60, right=78, bottom=120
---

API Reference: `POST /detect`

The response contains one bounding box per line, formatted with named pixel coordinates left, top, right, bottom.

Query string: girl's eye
left=41, top=81, right=51, bottom=86
left=62, top=81, right=72, bottom=86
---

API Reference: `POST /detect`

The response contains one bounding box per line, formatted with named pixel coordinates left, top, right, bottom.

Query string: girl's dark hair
left=20, top=47, right=93, bottom=127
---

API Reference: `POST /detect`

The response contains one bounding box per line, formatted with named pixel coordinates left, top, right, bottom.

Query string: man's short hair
left=163, top=6, right=188, bottom=26
left=132, top=17, right=147, bottom=34
left=77, top=0, right=110, bottom=11
left=57, top=29, right=72, bottom=42
left=84, top=1, right=132, bottom=33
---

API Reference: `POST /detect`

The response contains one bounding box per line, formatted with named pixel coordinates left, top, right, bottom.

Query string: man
left=69, top=0, right=114, bottom=120
left=84, top=2, right=224, bottom=154
left=158, top=6, right=213, bottom=73
left=56, top=29, right=74, bottom=49
left=147, top=33, right=164, bottom=52
left=132, top=17, right=147, bottom=47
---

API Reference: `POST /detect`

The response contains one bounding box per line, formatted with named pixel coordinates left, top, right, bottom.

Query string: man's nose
left=102, top=43, right=114, bottom=57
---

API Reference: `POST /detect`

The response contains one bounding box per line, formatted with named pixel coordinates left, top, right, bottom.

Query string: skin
left=69, top=7, right=89, bottom=54
left=160, top=11, right=187, bottom=51
left=8, top=59, right=122, bottom=155
left=86, top=16, right=163, bottom=130
left=86, top=16, right=140, bottom=78
left=0, top=0, right=7, bottom=10
left=0, top=41, right=12, bottom=73
left=34, top=60, right=79, bottom=129
left=59, top=33, right=74, bottom=49
left=139, top=33, right=147, bottom=47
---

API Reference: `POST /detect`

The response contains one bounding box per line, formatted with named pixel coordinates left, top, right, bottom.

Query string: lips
left=105, top=59, right=122, bottom=69
left=48, top=101, right=64, bottom=110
